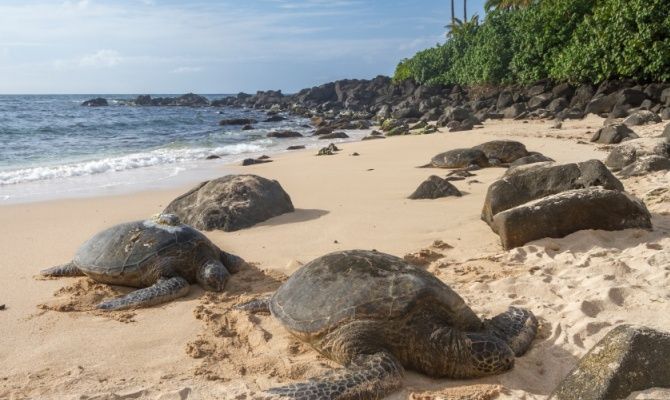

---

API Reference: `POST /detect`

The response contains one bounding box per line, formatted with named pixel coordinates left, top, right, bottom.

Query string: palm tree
left=446, top=15, right=479, bottom=36
left=484, top=0, right=534, bottom=11
left=464, top=0, right=467, bottom=23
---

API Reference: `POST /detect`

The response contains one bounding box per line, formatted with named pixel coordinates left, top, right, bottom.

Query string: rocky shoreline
left=85, top=77, right=670, bottom=139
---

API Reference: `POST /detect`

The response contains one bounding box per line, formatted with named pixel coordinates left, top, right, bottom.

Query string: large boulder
left=550, top=325, right=670, bottom=400
left=472, top=140, right=529, bottom=164
left=503, top=103, right=527, bottom=119
left=623, top=110, right=662, bottom=126
left=491, top=187, right=651, bottom=249
left=427, top=148, right=489, bottom=169
left=408, top=176, right=462, bottom=199
left=605, top=138, right=670, bottom=171
left=619, top=155, right=670, bottom=177
left=585, top=94, right=617, bottom=115
left=590, top=124, right=639, bottom=144
left=482, top=160, right=624, bottom=228
left=164, top=175, right=294, bottom=231
left=81, top=97, right=108, bottom=107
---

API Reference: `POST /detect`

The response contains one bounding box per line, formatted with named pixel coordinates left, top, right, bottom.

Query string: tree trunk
left=451, top=0, right=455, bottom=25
left=464, top=0, right=467, bottom=22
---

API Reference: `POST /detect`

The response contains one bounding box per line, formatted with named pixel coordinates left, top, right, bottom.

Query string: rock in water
left=550, top=325, right=670, bottom=400
left=267, top=130, right=303, bottom=138
left=482, top=160, right=623, bottom=228
left=491, top=188, right=651, bottom=249
left=472, top=140, right=529, bottom=164
left=408, top=176, right=462, bottom=199
left=164, top=175, right=294, bottom=231
left=219, top=118, right=256, bottom=126
left=81, top=97, right=108, bottom=107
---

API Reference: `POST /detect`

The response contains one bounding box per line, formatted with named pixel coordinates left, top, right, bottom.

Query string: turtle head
left=151, top=213, right=181, bottom=226
left=197, top=260, right=231, bottom=292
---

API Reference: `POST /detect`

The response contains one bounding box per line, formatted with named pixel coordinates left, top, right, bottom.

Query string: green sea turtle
left=239, top=249, right=537, bottom=399
left=40, top=214, right=245, bottom=310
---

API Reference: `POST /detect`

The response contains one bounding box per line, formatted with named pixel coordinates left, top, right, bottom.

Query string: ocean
left=0, top=95, right=366, bottom=203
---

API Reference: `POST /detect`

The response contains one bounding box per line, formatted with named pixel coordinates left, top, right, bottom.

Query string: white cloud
left=171, top=66, right=203, bottom=74
left=79, top=49, right=123, bottom=67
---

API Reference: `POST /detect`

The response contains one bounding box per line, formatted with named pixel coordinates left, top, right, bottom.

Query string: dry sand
left=1, top=116, right=669, bottom=399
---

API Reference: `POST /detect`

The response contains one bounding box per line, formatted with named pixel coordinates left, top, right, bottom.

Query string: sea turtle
left=239, top=249, right=537, bottom=399
left=40, top=214, right=245, bottom=310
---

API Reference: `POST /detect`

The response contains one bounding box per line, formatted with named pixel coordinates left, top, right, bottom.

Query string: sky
left=0, top=0, right=486, bottom=94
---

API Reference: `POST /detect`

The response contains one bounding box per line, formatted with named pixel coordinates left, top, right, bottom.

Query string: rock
left=219, top=118, right=256, bottom=126
left=392, top=105, right=421, bottom=119
left=408, top=175, right=462, bottom=199
left=552, top=83, right=574, bottom=99
left=472, top=140, right=529, bottom=164
left=448, top=120, right=474, bottom=132
left=135, top=95, right=152, bottom=106
left=317, top=143, right=339, bottom=156
left=547, top=98, right=569, bottom=113
left=445, top=106, right=472, bottom=122
left=528, top=93, right=553, bottom=110
left=608, top=104, right=631, bottom=118
left=570, top=84, right=595, bottom=108
left=497, top=91, right=514, bottom=110
left=605, top=138, right=670, bottom=171
left=205, top=155, right=221, bottom=160
left=313, top=127, right=334, bottom=136
left=590, top=124, right=639, bottom=144
left=81, top=97, right=108, bottom=107
left=508, top=152, right=554, bottom=168
left=351, top=152, right=360, bottom=156
left=387, top=125, right=410, bottom=136
left=362, top=135, right=385, bottom=141
left=615, top=88, right=647, bottom=107
left=623, top=110, right=662, bottom=126
left=242, top=157, right=273, bottom=166
left=267, top=130, right=303, bottom=138
left=585, top=94, right=617, bottom=115
left=163, top=175, right=294, bottom=231
left=241, top=124, right=254, bottom=131
left=175, top=93, right=209, bottom=107
left=503, top=103, right=527, bottom=119
left=619, top=156, right=670, bottom=177
left=491, top=188, right=651, bottom=249
left=663, top=123, right=670, bottom=138
left=428, top=149, right=489, bottom=169
left=550, top=325, right=670, bottom=400
left=156, top=387, right=192, bottom=400
left=557, top=108, right=585, bottom=120
left=661, top=108, right=670, bottom=120
left=482, top=160, right=624, bottom=228
left=380, top=118, right=403, bottom=132
left=661, top=88, right=670, bottom=106
left=287, top=145, right=305, bottom=150
left=264, top=115, right=286, bottom=122
left=0, top=304, right=5, bottom=310
left=318, top=131, right=349, bottom=139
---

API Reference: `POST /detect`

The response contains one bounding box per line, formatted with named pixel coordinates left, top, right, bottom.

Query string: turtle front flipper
left=96, top=277, right=190, bottom=311
left=265, top=351, right=403, bottom=400
left=484, top=306, right=538, bottom=356
left=40, top=262, right=84, bottom=277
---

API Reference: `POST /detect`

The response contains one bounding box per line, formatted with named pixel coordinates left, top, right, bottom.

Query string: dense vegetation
left=393, top=0, right=670, bottom=85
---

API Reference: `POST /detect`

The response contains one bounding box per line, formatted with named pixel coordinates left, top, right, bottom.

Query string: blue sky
left=0, top=0, right=486, bottom=94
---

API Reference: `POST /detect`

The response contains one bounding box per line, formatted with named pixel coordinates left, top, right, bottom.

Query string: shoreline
left=2, top=116, right=669, bottom=399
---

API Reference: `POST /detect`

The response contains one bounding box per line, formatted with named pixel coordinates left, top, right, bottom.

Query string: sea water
left=0, top=95, right=366, bottom=203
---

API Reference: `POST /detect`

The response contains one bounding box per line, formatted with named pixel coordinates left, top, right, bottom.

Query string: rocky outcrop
left=408, top=176, right=462, bottom=199
left=132, top=93, right=209, bottom=107
left=482, top=160, right=624, bottom=228
left=550, top=325, right=670, bottom=400
left=81, top=97, right=108, bottom=107
left=492, top=188, right=651, bottom=249
left=163, top=175, right=294, bottom=231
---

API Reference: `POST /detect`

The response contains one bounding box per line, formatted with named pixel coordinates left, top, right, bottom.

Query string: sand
left=1, top=116, right=668, bottom=399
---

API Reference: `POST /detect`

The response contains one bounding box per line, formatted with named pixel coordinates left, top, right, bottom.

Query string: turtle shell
left=431, top=148, right=489, bottom=169
left=74, top=219, right=212, bottom=276
left=270, top=250, right=481, bottom=338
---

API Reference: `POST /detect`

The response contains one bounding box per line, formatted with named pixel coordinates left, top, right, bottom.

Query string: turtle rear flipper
left=485, top=306, right=538, bottom=356
left=96, top=277, right=189, bottom=311
left=265, top=351, right=403, bottom=400
left=40, top=262, right=84, bottom=277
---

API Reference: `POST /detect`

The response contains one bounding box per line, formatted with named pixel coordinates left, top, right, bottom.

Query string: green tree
left=484, top=0, right=534, bottom=11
